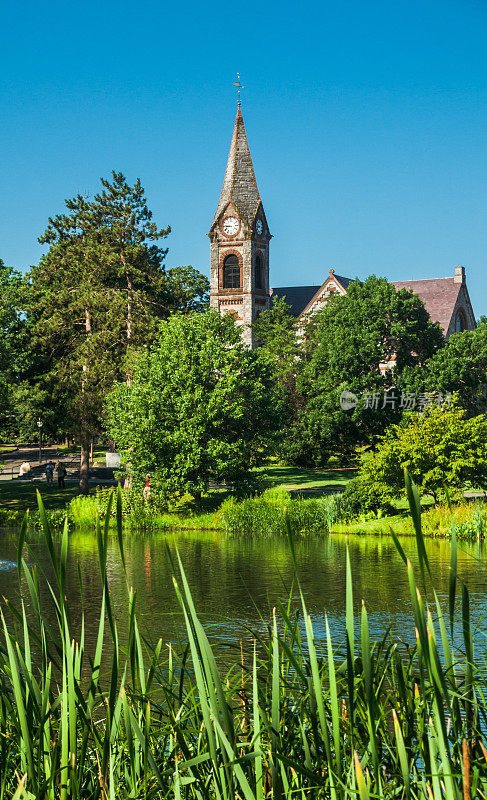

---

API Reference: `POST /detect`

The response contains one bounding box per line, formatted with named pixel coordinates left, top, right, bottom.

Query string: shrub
left=340, top=476, right=394, bottom=521
left=361, top=400, right=487, bottom=503
left=0, top=508, right=23, bottom=527
left=453, top=502, right=487, bottom=541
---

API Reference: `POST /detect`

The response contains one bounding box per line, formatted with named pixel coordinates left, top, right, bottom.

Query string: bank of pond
left=1, top=485, right=487, bottom=798
left=3, top=484, right=486, bottom=540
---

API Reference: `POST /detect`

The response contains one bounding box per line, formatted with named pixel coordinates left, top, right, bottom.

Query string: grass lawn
left=0, top=482, right=81, bottom=513
left=254, top=464, right=355, bottom=494
left=0, top=446, right=18, bottom=456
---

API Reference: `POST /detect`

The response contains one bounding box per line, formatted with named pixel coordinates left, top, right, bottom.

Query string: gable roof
left=391, top=277, right=462, bottom=334
left=269, top=286, right=321, bottom=318
left=272, top=270, right=475, bottom=335
left=271, top=273, right=355, bottom=318
left=210, top=104, right=262, bottom=231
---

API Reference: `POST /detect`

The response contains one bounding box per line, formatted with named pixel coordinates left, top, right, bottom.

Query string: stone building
left=210, top=106, right=476, bottom=343
left=271, top=266, right=476, bottom=338
left=208, top=103, right=271, bottom=347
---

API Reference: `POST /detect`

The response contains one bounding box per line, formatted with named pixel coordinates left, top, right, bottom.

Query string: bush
left=361, top=400, right=487, bottom=504
left=340, top=476, right=394, bottom=521
left=67, top=486, right=167, bottom=531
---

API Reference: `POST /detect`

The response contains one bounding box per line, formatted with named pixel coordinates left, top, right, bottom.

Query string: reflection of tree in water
left=1, top=528, right=487, bottom=661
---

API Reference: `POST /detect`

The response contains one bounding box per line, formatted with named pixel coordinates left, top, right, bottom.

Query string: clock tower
left=208, top=103, right=271, bottom=347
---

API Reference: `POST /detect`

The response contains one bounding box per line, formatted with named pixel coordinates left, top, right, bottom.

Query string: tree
left=400, top=318, right=487, bottom=416
left=0, top=260, right=33, bottom=441
left=105, top=310, right=280, bottom=504
left=361, top=401, right=487, bottom=503
left=289, top=276, right=445, bottom=465
left=252, top=297, right=299, bottom=380
left=165, top=266, right=210, bottom=313
left=26, top=171, right=208, bottom=491
left=252, top=297, right=302, bottom=449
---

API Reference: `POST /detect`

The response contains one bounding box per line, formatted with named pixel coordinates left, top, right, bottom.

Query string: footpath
left=0, top=446, right=116, bottom=486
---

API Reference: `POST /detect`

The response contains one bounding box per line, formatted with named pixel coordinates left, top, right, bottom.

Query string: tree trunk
left=79, top=434, right=90, bottom=495
left=79, top=307, right=92, bottom=494
left=121, top=253, right=134, bottom=385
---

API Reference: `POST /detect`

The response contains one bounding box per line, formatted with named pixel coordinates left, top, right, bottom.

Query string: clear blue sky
left=1, top=0, right=487, bottom=315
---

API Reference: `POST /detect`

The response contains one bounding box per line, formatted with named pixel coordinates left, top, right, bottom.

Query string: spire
left=211, top=105, right=262, bottom=230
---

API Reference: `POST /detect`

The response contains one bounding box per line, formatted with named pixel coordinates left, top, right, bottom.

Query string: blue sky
left=1, top=0, right=487, bottom=314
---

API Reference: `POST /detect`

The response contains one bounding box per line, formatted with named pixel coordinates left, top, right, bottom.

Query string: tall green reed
left=0, top=475, right=486, bottom=798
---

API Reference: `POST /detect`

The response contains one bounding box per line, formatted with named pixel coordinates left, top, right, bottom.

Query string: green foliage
left=219, top=488, right=342, bottom=534
left=362, top=400, right=487, bottom=502
left=286, top=275, right=445, bottom=465
left=252, top=297, right=303, bottom=457
left=452, top=502, right=487, bottom=541
left=0, top=260, right=34, bottom=441
left=401, top=316, right=487, bottom=416
left=165, top=265, right=210, bottom=313
left=252, top=296, right=299, bottom=382
left=339, top=475, right=395, bottom=520
left=2, top=483, right=487, bottom=797
left=23, top=172, right=210, bottom=453
left=68, top=486, right=165, bottom=531
left=0, top=507, right=23, bottom=526
left=105, top=309, right=281, bottom=500
left=25, top=172, right=172, bottom=444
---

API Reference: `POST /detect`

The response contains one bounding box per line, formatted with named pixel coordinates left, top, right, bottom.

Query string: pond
left=0, top=529, right=486, bottom=661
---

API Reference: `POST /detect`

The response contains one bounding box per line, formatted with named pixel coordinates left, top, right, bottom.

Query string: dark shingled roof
left=330, top=274, right=353, bottom=290
left=391, top=278, right=461, bottom=335
left=271, top=274, right=355, bottom=317
left=270, top=286, right=321, bottom=318
left=211, top=105, right=262, bottom=230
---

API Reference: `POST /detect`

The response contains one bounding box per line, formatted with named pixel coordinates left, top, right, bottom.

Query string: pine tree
left=27, top=171, right=205, bottom=492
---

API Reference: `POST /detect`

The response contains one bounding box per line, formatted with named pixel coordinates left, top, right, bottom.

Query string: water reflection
left=0, top=530, right=486, bottom=658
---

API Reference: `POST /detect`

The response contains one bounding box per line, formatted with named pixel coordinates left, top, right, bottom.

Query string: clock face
left=223, top=216, right=239, bottom=236
left=255, top=219, right=263, bottom=235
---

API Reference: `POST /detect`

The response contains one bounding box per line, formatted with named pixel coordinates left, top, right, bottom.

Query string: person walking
left=45, top=461, right=55, bottom=486
left=56, top=462, right=67, bottom=489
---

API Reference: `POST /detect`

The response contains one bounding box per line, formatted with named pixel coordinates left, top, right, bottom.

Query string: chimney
left=454, top=265, right=465, bottom=284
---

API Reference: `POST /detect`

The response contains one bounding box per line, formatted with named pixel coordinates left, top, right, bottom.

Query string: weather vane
left=233, top=73, right=244, bottom=104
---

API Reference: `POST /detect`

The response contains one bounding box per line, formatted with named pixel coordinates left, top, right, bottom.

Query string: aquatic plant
left=219, top=488, right=342, bottom=534
left=0, top=478, right=486, bottom=797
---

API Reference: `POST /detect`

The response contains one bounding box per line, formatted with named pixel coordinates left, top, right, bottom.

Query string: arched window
left=455, top=309, right=467, bottom=333
left=223, top=254, right=240, bottom=289
left=255, top=254, right=263, bottom=289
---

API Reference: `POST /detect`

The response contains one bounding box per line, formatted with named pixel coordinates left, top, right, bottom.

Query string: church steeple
left=209, top=103, right=271, bottom=348
left=210, top=105, right=262, bottom=232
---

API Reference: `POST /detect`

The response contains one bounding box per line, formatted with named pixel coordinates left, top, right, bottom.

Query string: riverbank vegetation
left=2, top=482, right=486, bottom=797
left=1, top=471, right=485, bottom=539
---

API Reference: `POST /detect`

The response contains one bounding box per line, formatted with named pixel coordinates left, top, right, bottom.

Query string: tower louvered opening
left=223, top=254, right=240, bottom=288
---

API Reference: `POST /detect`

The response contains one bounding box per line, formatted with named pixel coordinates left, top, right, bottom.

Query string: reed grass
left=1, top=477, right=487, bottom=797
left=219, top=488, right=343, bottom=534
left=333, top=498, right=487, bottom=539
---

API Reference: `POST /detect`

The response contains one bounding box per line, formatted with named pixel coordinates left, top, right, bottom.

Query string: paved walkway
left=0, top=446, right=115, bottom=485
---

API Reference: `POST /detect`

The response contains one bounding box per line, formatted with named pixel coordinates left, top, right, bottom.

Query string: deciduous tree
left=361, top=401, right=487, bottom=503
left=288, top=276, right=445, bottom=465
left=105, top=310, right=280, bottom=504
